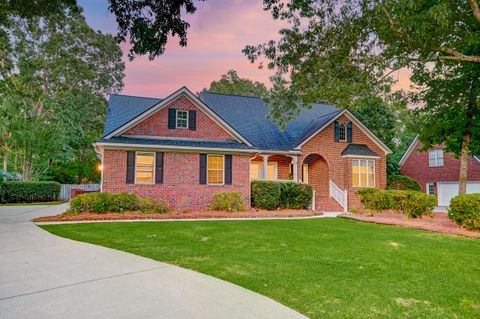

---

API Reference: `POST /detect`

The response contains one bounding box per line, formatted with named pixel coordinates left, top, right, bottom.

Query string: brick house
left=95, top=87, right=391, bottom=211
left=399, top=135, right=480, bottom=206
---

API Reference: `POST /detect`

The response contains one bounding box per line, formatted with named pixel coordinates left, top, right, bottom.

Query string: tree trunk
left=458, top=132, right=470, bottom=195
left=3, top=142, right=8, bottom=181
left=22, top=146, right=32, bottom=181
left=13, top=150, right=18, bottom=180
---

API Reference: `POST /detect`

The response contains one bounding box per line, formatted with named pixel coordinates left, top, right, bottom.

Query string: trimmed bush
left=0, top=181, right=61, bottom=203
left=70, top=192, right=169, bottom=214
left=357, top=188, right=435, bottom=218
left=387, top=175, right=421, bottom=191
left=389, top=190, right=435, bottom=218
left=210, top=192, right=246, bottom=211
left=251, top=180, right=281, bottom=210
left=449, top=194, right=480, bottom=231
left=280, top=182, right=313, bottom=209
left=357, top=188, right=394, bottom=213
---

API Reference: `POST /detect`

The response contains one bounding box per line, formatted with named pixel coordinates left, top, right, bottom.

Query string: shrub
left=110, top=193, right=139, bottom=212
left=280, top=182, right=313, bottom=209
left=389, top=190, right=435, bottom=218
left=0, top=181, right=61, bottom=203
left=251, top=180, right=281, bottom=210
left=70, top=192, right=113, bottom=213
left=210, top=192, right=246, bottom=211
left=449, top=194, right=480, bottom=231
left=357, top=188, right=394, bottom=213
left=357, top=188, right=435, bottom=218
left=136, top=197, right=169, bottom=214
left=387, top=175, right=421, bottom=191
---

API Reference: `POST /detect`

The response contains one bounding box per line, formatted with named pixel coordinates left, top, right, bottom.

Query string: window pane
left=303, top=164, right=309, bottom=184
left=437, top=150, right=444, bottom=166
left=136, top=153, right=154, bottom=184
left=352, top=160, right=359, bottom=187
left=367, top=160, right=375, bottom=187
left=176, top=110, right=188, bottom=128
left=207, top=155, right=224, bottom=184
left=339, top=124, right=346, bottom=141
left=250, top=162, right=260, bottom=180
left=360, top=160, right=367, bottom=187
left=267, top=163, right=276, bottom=180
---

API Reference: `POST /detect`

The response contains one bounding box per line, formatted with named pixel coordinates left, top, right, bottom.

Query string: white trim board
left=398, top=135, right=420, bottom=167
left=104, top=87, right=253, bottom=146
left=294, top=109, right=392, bottom=155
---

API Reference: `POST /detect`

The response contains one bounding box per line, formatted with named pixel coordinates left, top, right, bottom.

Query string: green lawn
left=41, top=218, right=480, bottom=319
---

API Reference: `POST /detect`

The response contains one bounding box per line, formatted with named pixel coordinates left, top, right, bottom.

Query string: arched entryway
left=302, top=153, right=329, bottom=196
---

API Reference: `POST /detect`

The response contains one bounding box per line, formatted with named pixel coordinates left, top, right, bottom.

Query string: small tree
left=203, top=70, right=268, bottom=97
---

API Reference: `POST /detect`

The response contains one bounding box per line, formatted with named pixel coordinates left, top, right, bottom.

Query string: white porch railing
left=329, top=180, right=348, bottom=212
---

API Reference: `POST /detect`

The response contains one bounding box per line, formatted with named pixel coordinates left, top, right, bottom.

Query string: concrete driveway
left=0, top=205, right=306, bottom=319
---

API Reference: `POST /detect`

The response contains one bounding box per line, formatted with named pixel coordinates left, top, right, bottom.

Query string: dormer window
left=429, top=149, right=444, bottom=167
left=176, top=110, right=188, bottom=128
left=339, top=124, right=347, bottom=142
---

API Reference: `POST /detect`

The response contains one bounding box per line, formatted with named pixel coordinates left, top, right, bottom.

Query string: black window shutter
left=126, top=151, right=135, bottom=184
left=225, top=155, right=232, bottom=185
left=188, top=110, right=196, bottom=131
left=155, top=152, right=164, bottom=184
left=199, top=154, right=207, bottom=184
left=334, top=121, right=340, bottom=142
left=168, top=108, right=176, bottom=129
left=347, top=122, right=353, bottom=143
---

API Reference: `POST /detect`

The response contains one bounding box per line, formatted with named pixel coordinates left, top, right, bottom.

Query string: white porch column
left=290, top=155, right=298, bottom=182
left=261, top=154, right=270, bottom=180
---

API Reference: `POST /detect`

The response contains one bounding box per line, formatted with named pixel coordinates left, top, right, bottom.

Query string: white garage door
left=437, top=182, right=480, bottom=207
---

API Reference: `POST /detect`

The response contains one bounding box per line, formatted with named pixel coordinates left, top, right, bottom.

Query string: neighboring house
left=399, top=135, right=480, bottom=207
left=94, top=87, right=391, bottom=211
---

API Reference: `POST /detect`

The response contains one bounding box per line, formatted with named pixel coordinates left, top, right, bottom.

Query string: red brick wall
left=299, top=114, right=388, bottom=210
left=124, top=95, right=235, bottom=141
left=400, top=142, right=480, bottom=193
left=102, top=149, right=251, bottom=211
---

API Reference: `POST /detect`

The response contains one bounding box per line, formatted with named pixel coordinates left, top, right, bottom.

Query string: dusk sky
left=78, top=0, right=410, bottom=98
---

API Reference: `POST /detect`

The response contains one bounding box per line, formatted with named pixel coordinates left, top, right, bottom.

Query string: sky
left=78, top=0, right=410, bottom=98
left=78, top=0, right=285, bottom=98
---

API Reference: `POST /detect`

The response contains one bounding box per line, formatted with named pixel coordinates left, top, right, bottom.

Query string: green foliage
left=357, top=188, right=394, bottom=213
left=203, top=70, right=268, bottom=97
left=449, top=194, right=480, bottom=232
left=387, top=175, right=421, bottom=191
left=251, top=180, right=281, bottom=210
left=0, top=181, right=60, bottom=203
left=357, top=189, right=435, bottom=218
left=251, top=181, right=312, bottom=210
left=209, top=192, right=246, bottom=212
left=387, top=156, right=400, bottom=176
left=389, top=191, right=436, bottom=219
left=279, top=182, right=313, bottom=209
left=70, top=192, right=169, bottom=214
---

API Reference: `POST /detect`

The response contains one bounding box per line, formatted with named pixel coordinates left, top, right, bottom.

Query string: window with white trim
left=302, top=164, right=309, bottom=184
left=426, top=183, right=435, bottom=196
left=339, top=124, right=347, bottom=142
left=207, top=155, right=224, bottom=184
left=249, top=162, right=277, bottom=180
left=176, top=110, right=188, bottom=128
left=428, top=149, right=444, bottom=167
left=352, top=159, right=375, bottom=187
left=135, top=152, right=155, bottom=184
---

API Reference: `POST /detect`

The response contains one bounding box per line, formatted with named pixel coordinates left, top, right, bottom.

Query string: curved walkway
left=0, top=205, right=306, bottom=319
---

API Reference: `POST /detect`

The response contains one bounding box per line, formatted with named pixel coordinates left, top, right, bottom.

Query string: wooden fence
left=59, top=184, right=100, bottom=202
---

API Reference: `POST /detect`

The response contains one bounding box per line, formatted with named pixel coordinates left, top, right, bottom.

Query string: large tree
left=244, top=0, right=479, bottom=194
left=1, top=10, right=124, bottom=181
left=202, top=70, right=268, bottom=97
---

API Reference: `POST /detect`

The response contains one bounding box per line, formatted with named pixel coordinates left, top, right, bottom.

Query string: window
left=429, top=149, right=444, bottom=167
left=339, top=124, right=347, bottom=141
left=135, top=152, right=155, bottom=184
left=249, top=162, right=277, bottom=180
left=352, top=159, right=375, bottom=187
left=207, top=155, right=224, bottom=184
left=176, top=110, right=188, bottom=128
left=302, top=164, right=309, bottom=184
left=426, top=183, right=435, bottom=195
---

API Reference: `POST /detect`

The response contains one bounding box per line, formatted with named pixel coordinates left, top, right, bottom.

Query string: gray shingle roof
left=199, top=92, right=340, bottom=151
left=103, top=94, right=162, bottom=136
left=341, top=144, right=379, bottom=157
left=102, top=92, right=341, bottom=151
left=97, top=136, right=255, bottom=150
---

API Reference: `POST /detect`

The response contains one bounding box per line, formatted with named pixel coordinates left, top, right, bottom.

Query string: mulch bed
left=33, top=209, right=324, bottom=222
left=342, top=212, right=480, bottom=238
